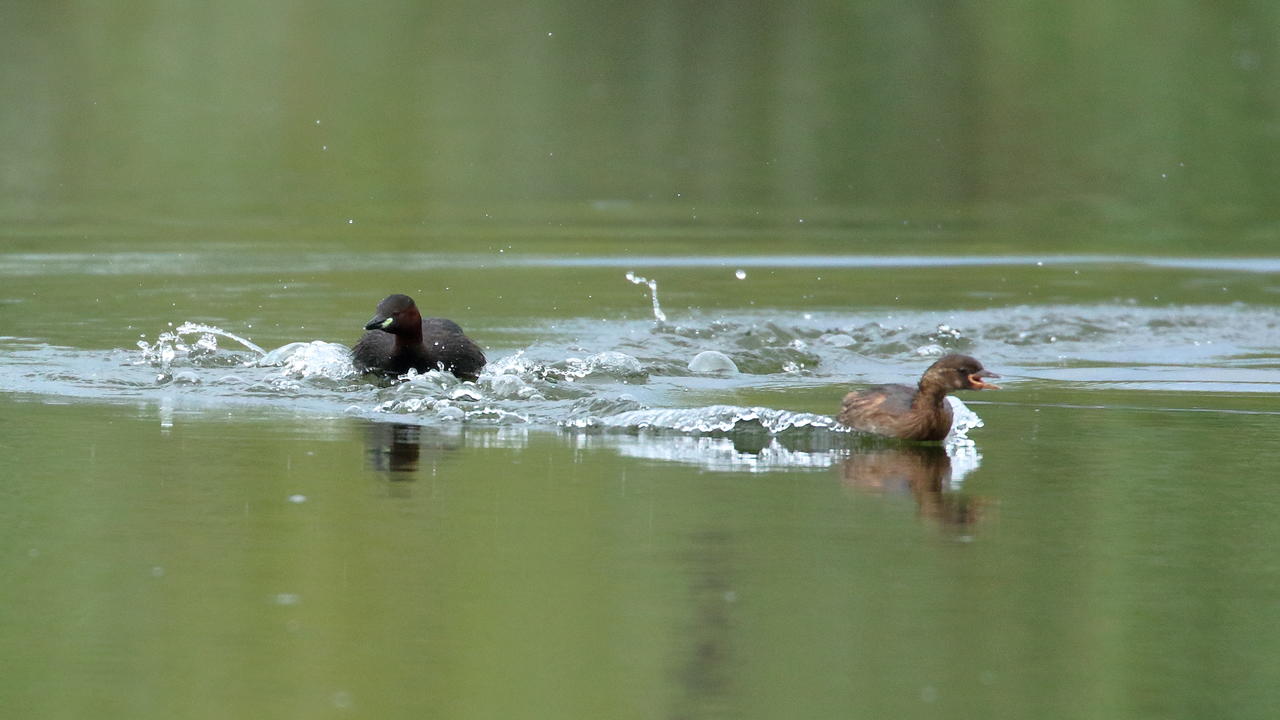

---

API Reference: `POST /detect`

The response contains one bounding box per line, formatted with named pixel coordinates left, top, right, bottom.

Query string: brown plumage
left=837, top=354, right=1000, bottom=441
left=351, top=294, right=486, bottom=381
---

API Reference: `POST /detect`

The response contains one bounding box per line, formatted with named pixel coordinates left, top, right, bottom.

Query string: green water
left=4, top=2, right=1280, bottom=719
left=5, top=396, right=1280, bottom=719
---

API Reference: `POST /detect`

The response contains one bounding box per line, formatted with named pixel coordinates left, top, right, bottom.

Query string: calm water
left=4, top=3, right=1280, bottom=719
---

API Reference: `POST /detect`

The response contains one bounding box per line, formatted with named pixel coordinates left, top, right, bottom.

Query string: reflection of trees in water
left=842, top=445, right=988, bottom=528
left=11, top=4, right=1276, bottom=248
left=668, top=530, right=736, bottom=720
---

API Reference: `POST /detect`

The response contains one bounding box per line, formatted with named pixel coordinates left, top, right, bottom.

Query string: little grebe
left=351, top=294, right=486, bottom=381
left=837, top=354, right=1000, bottom=441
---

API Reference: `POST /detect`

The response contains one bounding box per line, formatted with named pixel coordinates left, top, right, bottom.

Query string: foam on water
left=563, top=404, right=842, bottom=434
left=257, top=341, right=357, bottom=380
left=575, top=433, right=845, bottom=473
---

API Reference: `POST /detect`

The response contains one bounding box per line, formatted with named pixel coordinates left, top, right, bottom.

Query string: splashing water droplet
left=624, top=272, right=667, bottom=322
left=689, top=350, right=738, bottom=373
left=174, top=322, right=266, bottom=355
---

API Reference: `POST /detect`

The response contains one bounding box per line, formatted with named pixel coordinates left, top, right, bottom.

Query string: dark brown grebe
left=351, top=294, right=486, bottom=381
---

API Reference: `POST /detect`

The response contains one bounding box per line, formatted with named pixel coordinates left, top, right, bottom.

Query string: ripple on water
left=2, top=301, right=1277, bottom=465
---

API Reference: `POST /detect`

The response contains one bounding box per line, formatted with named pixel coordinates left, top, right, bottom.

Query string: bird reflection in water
left=841, top=445, right=989, bottom=529
left=365, top=422, right=425, bottom=475
left=667, top=530, right=737, bottom=719
left=363, top=421, right=473, bottom=495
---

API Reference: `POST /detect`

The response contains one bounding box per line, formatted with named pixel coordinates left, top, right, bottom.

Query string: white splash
left=565, top=404, right=843, bottom=433
left=257, top=341, right=356, bottom=380
left=136, top=321, right=266, bottom=369
left=624, top=271, right=667, bottom=322
left=562, top=351, right=646, bottom=380
left=581, top=433, right=842, bottom=473
left=945, top=396, right=984, bottom=439
left=173, top=322, right=266, bottom=355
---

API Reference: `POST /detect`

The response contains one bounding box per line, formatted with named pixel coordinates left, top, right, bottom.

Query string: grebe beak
left=967, top=370, right=1001, bottom=390
left=365, top=314, right=395, bottom=331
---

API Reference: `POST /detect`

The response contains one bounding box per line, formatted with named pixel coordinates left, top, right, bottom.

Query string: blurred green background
left=5, top=1, right=1280, bottom=253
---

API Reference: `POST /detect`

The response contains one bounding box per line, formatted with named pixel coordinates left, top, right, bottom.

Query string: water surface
left=5, top=2, right=1280, bottom=718
left=4, top=250, right=1280, bottom=720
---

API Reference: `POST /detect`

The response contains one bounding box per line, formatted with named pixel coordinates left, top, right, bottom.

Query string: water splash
left=135, top=323, right=267, bottom=383
left=136, top=321, right=266, bottom=368
left=563, top=404, right=845, bottom=434
left=624, top=271, right=667, bottom=322
left=945, top=396, right=984, bottom=440
left=576, top=433, right=845, bottom=473
left=490, top=348, right=647, bottom=385
left=945, top=442, right=983, bottom=484
left=560, top=351, right=646, bottom=381
left=172, top=322, right=266, bottom=355
left=942, top=397, right=985, bottom=482
left=256, top=341, right=355, bottom=380
left=688, top=350, right=739, bottom=373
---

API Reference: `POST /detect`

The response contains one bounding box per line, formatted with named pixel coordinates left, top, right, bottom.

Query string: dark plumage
left=837, top=354, right=1000, bottom=441
left=351, top=294, right=486, bottom=381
